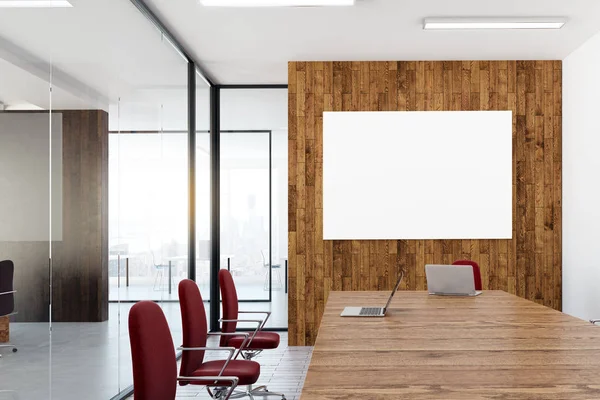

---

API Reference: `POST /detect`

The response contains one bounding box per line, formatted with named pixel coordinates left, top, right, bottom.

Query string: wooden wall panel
left=288, top=61, right=562, bottom=346
left=52, top=110, right=109, bottom=322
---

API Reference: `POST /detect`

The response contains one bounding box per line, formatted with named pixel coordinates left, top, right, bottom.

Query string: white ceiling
left=0, top=57, right=84, bottom=110
left=146, top=0, right=600, bottom=83
left=1, top=0, right=600, bottom=113
left=0, top=0, right=190, bottom=111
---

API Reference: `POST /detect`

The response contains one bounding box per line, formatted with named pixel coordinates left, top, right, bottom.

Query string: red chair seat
left=227, top=331, right=280, bottom=350
left=190, top=360, right=260, bottom=386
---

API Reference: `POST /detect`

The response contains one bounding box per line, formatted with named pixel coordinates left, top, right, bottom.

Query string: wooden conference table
left=301, top=291, right=600, bottom=399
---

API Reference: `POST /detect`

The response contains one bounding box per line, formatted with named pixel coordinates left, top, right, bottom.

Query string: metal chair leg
left=241, top=349, right=263, bottom=360
left=206, top=385, right=237, bottom=400
left=0, top=344, right=17, bottom=358
left=153, top=269, right=163, bottom=291
left=229, top=384, right=286, bottom=399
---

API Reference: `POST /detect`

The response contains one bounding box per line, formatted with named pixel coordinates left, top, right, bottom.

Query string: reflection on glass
left=0, top=54, right=53, bottom=397
left=109, top=133, right=188, bottom=301
left=107, top=33, right=189, bottom=398
left=221, top=131, right=270, bottom=301
left=0, top=2, right=193, bottom=399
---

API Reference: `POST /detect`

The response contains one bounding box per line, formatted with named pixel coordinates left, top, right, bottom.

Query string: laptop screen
left=384, top=270, right=405, bottom=312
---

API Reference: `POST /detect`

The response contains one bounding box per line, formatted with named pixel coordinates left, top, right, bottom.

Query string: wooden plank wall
left=288, top=61, right=562, bottom=346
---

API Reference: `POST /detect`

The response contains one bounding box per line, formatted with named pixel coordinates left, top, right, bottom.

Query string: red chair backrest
left=218, top=269, right=239, bottom=346
left=452, top=260, right=483, bottom=291
left=178, top=279, right=209, bottom=385
left=129, top=301, right=177, bottom=400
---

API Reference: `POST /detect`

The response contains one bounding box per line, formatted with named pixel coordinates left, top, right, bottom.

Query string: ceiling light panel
left=423, top=18, right=566, bottom=30
left=200, top=0, right=354, bottom=7
left=0, top=0, right=72, bottom=7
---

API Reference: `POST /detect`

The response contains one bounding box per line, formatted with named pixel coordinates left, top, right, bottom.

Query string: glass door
left=220, top=131, right=271, bottom=301
left=219, top=87, right=288, bottom=328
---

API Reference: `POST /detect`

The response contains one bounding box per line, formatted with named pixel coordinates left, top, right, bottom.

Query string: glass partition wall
left=0, top=1, right=200, bottom=398
left=0, top=56, right=53, bottom=399
left=0, top=4, right=287, bottom=400
left=54, top=14, right=192, bottom=397
left=220, top=89, right=288, bottom=328
left=110, top=34, right=190, bottom=394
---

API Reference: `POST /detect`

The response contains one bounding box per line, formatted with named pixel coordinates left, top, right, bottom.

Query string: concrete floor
left=0, top=298, right=292, bottom=400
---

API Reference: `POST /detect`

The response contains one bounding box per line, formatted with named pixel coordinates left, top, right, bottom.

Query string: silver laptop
left=340, top=271, right=404, bottom=317
left=425, top=264, right=482, bottom=296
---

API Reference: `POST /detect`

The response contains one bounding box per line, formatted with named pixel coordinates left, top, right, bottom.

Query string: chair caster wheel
left=12, top=348, right=17, bottom=353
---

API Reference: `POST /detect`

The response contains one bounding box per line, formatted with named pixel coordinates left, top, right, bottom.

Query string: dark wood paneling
left=288, top=61, right=562, bottom=346
left=0, top=110, right=108, bottom=322
left=52, top=110, right=109, bottom=322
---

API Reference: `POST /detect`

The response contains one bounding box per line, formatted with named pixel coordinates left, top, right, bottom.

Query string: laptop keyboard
left=359, top=307, right=383, bottom=316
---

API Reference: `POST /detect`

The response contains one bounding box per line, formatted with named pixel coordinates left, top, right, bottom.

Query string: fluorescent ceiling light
left=423, top=18, right=566, bottom=30
left=0, top=0, right=72, bottom=7
left=200, top=0, right=354, bottom=7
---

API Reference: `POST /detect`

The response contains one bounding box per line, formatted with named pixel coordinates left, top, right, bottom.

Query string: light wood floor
left=129, top=332, right=313, bottom=400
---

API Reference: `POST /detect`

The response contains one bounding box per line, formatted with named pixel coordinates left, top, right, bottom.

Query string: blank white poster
left=323, top=111, right=512, bottom=240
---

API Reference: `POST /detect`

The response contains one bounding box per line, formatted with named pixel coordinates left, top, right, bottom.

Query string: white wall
left=563, top=30, right=600, bottom=321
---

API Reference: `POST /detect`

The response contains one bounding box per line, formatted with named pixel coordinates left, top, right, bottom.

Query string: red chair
left=129, top=300, right=240, bottom=400
left=452, top=260, right=483, bottom=291
left=178, top=279, right=263, bottom=399
left=219, top=269, right=286, bottom=399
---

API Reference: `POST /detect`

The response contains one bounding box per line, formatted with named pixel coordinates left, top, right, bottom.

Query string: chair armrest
left=178, top=346, right=236, bottom=377
left=219, top=319, right=263, bottom=326
left=238, top=311, right=271, bottom=329
left=177, top=375, right=238, bottom=384
left=219, top=319, right=264, bottom=349
left=207, top=332, right=250, bottom=358
left=0, top=311, right=17, bottom=318
left=208, top=332, right=250, bottom=336
left=591, top=320, right=600, bottom=325
left=178, top=346, right=237, bottom=352
left=0, top=291, right=16, bottom=297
